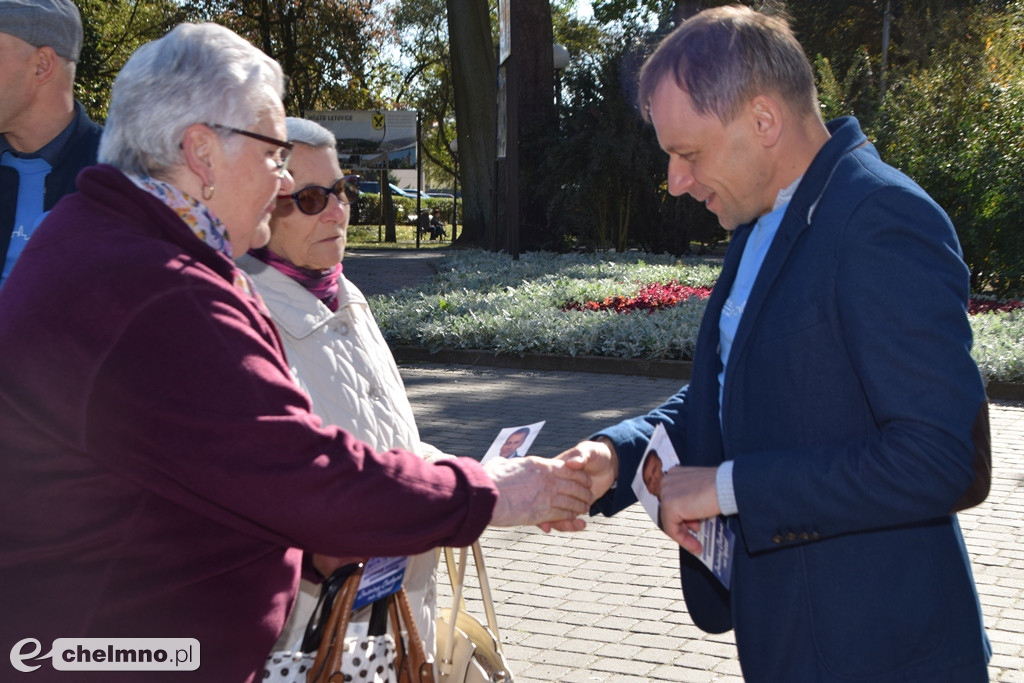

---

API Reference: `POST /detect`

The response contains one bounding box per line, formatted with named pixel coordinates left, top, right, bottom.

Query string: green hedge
left=351, top=194, right=459, bottom=226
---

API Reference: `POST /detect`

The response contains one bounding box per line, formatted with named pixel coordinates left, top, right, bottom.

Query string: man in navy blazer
left=555, top=6, right=992, bottom=681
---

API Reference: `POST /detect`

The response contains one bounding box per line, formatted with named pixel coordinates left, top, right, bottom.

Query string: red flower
left=562, top=280, right=713, bottom=314
left=968, top=298, right=1023, bottom=315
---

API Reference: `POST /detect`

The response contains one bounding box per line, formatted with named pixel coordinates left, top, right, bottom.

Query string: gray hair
left=285, top=117, right=337, bottom=150
left=638, top=6, right=819, bottom=124
left=98, top=23, right=286, bottom=177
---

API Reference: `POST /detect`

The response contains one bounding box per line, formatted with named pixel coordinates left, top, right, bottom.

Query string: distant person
left=417, top=208, right=431, bottom=238
left=429, top=207, right=446, bottom=240
left=499, top=426, right=531, bottom=459
left=0, top=0, right=102, bottom=288
left=556, top=6, right=991, bottom=681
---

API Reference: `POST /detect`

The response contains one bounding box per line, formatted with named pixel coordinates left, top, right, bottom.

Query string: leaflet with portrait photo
left=480, top=421, right=545, bottom=464
left=631, top=423, right=680, bottom=523
left=633, top=424, right=735, bottom=590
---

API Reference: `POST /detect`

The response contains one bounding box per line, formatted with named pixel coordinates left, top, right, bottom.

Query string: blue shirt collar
left=773, top=174, right=803, bottom=213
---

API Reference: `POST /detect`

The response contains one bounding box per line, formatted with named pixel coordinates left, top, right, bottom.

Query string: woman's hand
left=485, top=456, right=593, bottom=531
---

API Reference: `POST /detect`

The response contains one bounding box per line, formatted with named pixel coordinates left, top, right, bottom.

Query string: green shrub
left=351, top=194, right=458, bottom=226
left=876, top=2, right=1024, bottom=298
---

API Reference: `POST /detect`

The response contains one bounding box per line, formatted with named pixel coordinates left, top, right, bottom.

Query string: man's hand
left=659, top=466, right=720, bottom=554
left=554, top=438, right=619, bottom=501
left=485, top=456, right=593, bottom=531
left=530, top=439, right=620, bottom=533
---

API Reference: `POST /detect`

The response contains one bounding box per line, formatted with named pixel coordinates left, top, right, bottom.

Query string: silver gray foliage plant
left=368, top=250, right=1024, bottom=383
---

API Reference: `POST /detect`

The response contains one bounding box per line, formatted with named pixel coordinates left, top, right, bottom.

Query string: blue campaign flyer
left=695, top=517, right=736, bottom=590
left=352, top=556, right=408, bottom=610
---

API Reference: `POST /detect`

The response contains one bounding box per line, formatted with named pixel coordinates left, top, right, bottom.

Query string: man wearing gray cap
left=0, top=0, right=101, bottom=289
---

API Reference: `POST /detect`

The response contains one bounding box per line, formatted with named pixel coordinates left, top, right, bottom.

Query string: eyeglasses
left=283, top=176, right=360, bottom=215
left=206, top=123, right=294, bottom=178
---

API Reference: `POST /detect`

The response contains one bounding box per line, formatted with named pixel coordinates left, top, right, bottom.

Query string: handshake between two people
left=315, top=440, right=723, bottom=577
left=515, top=439, right=723, bottom=556
left=314, top=449, right=604, bottom=577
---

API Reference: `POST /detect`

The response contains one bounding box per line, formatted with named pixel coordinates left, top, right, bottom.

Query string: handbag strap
left=441, top=542, right=505, bottom=657
left=301, top=562, right=362, bottom=653
left=440, top=546, right=469, bottom=671
left=308, top=564, right=364, bottom=683
left=470, top=542, right=502, bottom=647
left=308, top=566, right=434, bottom=683
left=442, top=547, right=467, bottom=614
left=389, top=588, right=435, bottom=683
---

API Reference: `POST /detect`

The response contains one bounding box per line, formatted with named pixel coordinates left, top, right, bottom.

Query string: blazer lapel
left=703, top=224, right=750, bottom=338
left=723, top=117, right=869, bottom=377
left=684, top=225, right=751, bottom=467
left=725, top=209, right=808, bottom=364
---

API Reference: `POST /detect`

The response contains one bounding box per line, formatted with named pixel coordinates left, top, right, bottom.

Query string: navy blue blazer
left=596, top=118, right=991, bottom=681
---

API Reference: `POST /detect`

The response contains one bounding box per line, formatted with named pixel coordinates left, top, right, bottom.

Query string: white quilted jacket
left=240, top=254, right=443, bottom=659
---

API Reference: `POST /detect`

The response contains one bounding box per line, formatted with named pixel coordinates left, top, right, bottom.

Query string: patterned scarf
left=249, top=246, right=342, bottom=312
left=128, top=175, right=262, bottom=300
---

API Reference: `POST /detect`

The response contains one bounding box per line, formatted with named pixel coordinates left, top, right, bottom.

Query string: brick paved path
left=343, top=248, right=1024, bottom=681
left=401, top=364, right=1024, bottom=683
left=343, top=247, right=445, bottom=296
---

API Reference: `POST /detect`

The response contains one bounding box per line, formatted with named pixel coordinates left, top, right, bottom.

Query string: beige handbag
left=436, top=543, right=513, bottom=683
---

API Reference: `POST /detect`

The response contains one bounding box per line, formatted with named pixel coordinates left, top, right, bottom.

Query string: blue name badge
left=353, top=556, right=409, bottom=610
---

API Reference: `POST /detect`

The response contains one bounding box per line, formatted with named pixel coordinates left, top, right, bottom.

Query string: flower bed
left=968, top=297, right=1024, bottom=315
left=369, top=250, right=1024, bottom=383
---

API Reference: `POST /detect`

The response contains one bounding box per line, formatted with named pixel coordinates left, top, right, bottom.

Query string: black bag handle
left=300, top=562, right=362, bottom=653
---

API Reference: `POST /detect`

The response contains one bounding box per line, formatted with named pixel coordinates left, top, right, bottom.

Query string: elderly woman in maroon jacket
left=0, top=23, right=591, bottom=683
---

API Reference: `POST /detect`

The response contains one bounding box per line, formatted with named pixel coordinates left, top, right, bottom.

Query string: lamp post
left=449, top=138, right=458, bottom=242
left=552, top=43, right=569, bottom=110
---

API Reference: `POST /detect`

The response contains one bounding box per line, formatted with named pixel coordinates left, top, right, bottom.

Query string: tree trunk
left=510, top=0, right=556, bottom=252
left=446, top=0, right=496, bottom=248
left=880, top=0, right=892, bottom=101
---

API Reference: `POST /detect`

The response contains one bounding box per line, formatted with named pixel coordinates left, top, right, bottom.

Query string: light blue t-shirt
left=716, top=178, right=802, bottom=515
left=1, top=153, right=52, bottom=288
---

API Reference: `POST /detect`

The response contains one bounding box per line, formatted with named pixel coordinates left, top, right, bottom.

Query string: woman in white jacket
left=240, top=117, right=444, bottom=668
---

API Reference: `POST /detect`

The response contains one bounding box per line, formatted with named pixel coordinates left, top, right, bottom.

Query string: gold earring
left=201, top=184, right=215, bottom=201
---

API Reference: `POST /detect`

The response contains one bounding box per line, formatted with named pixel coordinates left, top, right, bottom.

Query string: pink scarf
left=249, top=247, right=342, bottom=312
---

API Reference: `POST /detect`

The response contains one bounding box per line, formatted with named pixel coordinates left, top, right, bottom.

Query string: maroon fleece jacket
left=0, top=164, right=496, bottom=682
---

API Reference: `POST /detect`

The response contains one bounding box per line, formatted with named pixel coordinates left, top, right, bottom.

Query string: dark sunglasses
left=282, top=176, right=360, bottom=215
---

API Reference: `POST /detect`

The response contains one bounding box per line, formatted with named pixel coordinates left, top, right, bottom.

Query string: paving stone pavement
left=343, top=247, right=445, bottom=296
left=399, top=364, right=1024, bottom=683
left=345, top=247, right=1024, bottom=682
